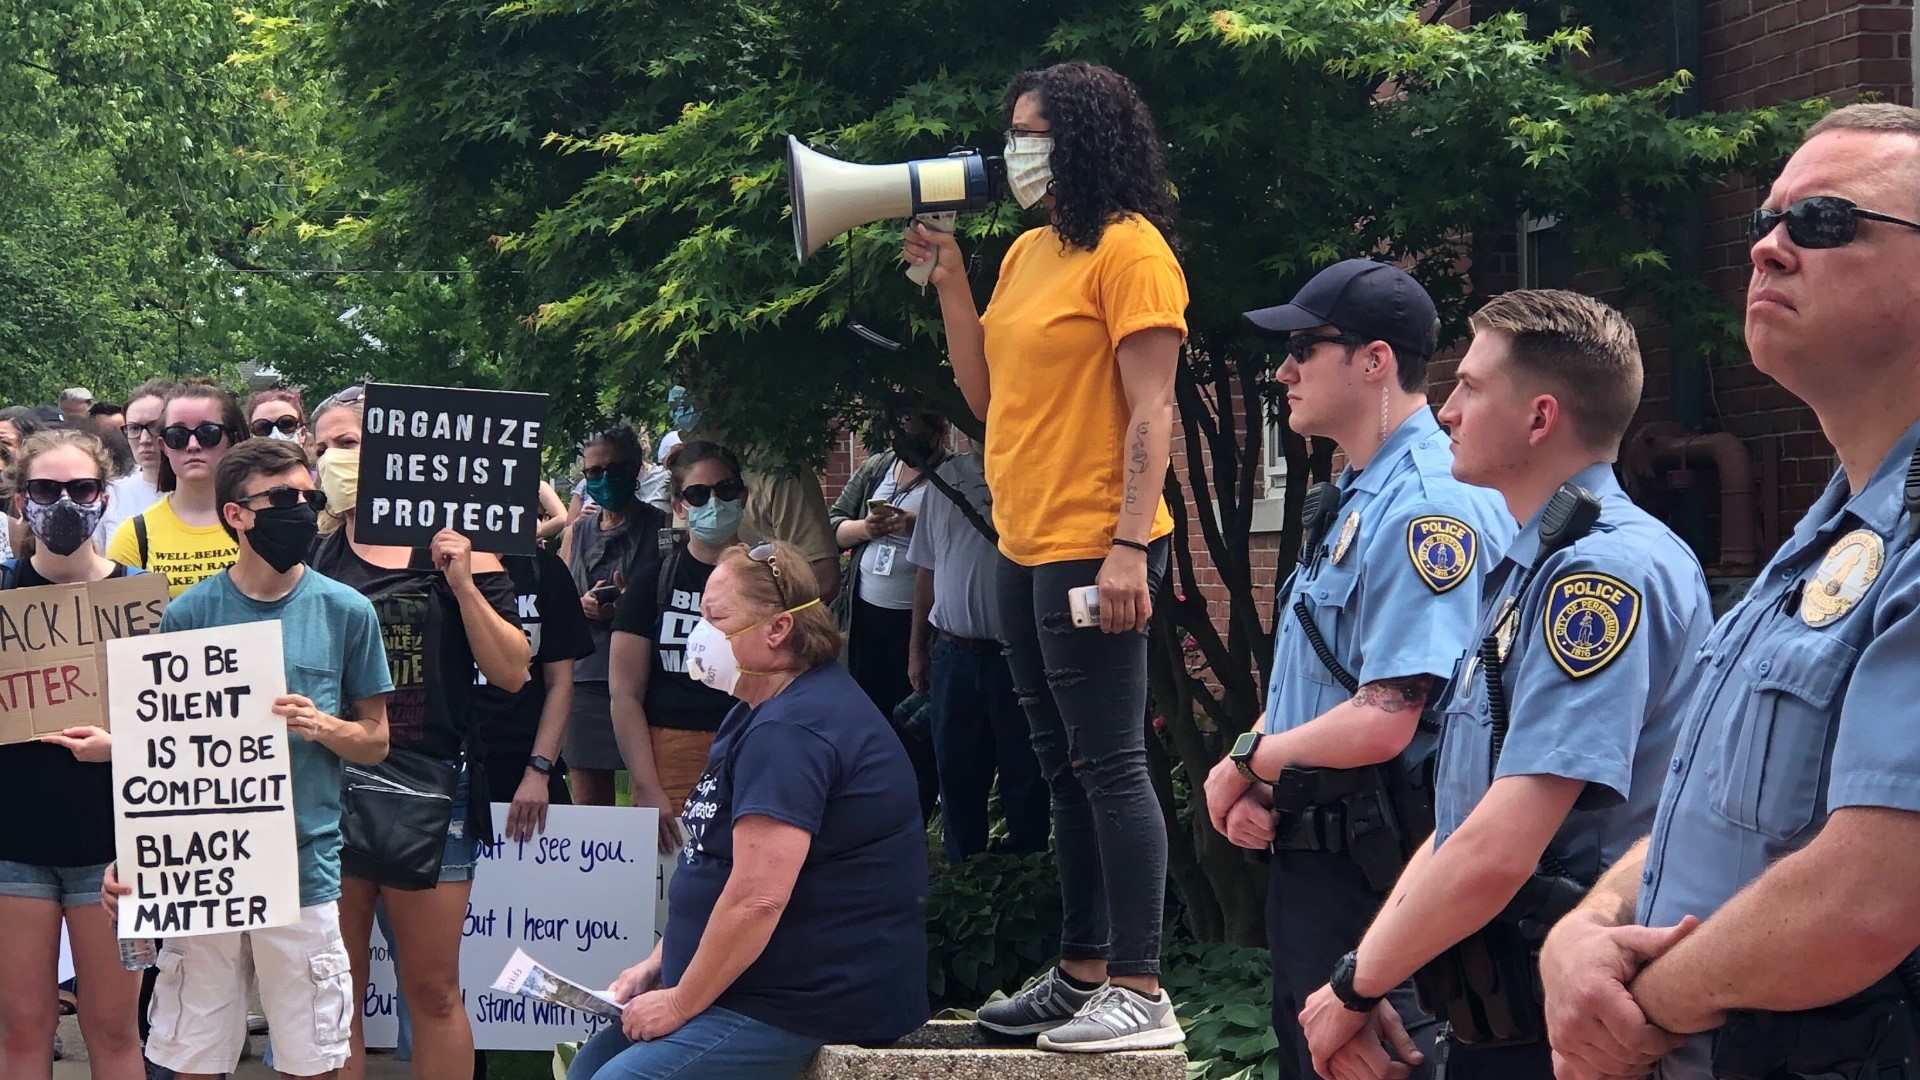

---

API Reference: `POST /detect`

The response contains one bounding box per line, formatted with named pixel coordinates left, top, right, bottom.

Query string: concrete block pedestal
left=800, top=1020, right=1187, bottom=1080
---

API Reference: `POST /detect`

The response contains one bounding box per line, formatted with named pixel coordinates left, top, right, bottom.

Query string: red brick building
left=826, top=1, right=1915, bottom=631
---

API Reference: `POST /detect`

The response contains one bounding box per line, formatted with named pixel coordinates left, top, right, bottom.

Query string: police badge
left=1406, top=515, right=1477, bottom=593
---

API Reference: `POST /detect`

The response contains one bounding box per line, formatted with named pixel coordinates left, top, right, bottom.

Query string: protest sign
left=355, top=383, right=548, bottom=553
left=109, top=623, right=300, bottom=938
left=0, top=574, right=169, bottom=745
left=362, top=804, right=658, bottom=1051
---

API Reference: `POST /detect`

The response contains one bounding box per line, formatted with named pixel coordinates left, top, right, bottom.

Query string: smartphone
left=867, top=498, right=898, bottom=517
left=590, top=584, right=620, bottom=604
left=1068, top=586, right=1101, bottom=628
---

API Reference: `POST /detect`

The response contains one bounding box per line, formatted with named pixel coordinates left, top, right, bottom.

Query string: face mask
left=315, top=448, right=358, bottom=535
left=1003, top=137, right=1054, bottom=210
left=266, top=429, right=302, bottom=444
left=584, top=471, right=636, bottom=512
left=247, top=503, right=319, bottom=574
left=25, top=496, right=103, bottom=557
left=894, top=432, right=940, bottom=466
left=668, top=386, right=699, bottom=433
left=687, top=497, right=743, bottom=545
left=684, top=599, right=823, bottom=698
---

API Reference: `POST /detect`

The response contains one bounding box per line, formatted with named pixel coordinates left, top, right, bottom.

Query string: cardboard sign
left=361, top=804, right=658, bottom=1051
left=355, top=383, right=548, bottom=553
left=109, top=623, right=300, bottom=938
left=0, top=574, right=170, bottom=745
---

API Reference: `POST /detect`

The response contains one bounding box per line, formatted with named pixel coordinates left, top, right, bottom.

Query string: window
left=1518, top=214, right=1574, bottom=290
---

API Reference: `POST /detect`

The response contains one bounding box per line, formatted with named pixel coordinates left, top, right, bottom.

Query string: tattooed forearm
left=1351, top=675, right=1434, bottom=714
left=1122, top=420, right=1149, bottom=513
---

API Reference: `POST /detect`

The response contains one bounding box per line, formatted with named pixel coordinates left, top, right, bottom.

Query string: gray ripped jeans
left=996, top=539, right=1169, bottom=977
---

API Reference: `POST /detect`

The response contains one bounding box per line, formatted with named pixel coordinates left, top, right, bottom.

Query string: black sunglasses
left=251, top=416, right=302, bottom=437
left=1750, top=195, right=1920, bottom=250
left=581, top=464, right=636, bottom=482
left=748, top=541, right=790, bottom=608
left=161, top=422, right=235, bottom=450
left=23, top=478, right=104, bottom=506
left=680, top=479, right=746, bottom=507
left=234, top=485, right=328, bottom=512
left=121, top=421, right=161, bottom=442
left=1283, top=332, right=1363, bottom=363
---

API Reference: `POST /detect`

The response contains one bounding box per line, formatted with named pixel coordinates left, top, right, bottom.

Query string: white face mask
left=1003, top=136, right=1054, bottom=210
left=684, top=599, right=823, bottom=699
left=266, top=429, right=302, bottom=444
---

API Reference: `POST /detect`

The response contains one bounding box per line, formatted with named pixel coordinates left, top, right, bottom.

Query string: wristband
left=1111, top=537, right=1151, bottom=554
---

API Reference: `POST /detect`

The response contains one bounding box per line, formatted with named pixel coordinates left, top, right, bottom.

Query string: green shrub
left=1164, top=939, right=1282, bottom=1080
left=924, top=852, right=1063, bottom=1011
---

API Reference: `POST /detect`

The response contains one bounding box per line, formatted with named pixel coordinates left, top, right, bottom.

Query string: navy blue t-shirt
left=663, top=663, right=929, bottom=1043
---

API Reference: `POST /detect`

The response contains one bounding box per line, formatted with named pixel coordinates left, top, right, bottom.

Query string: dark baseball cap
left=1243, top=259, right=1439, bottom=363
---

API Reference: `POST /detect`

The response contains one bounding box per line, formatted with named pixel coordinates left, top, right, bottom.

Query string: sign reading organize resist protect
left=355, top=383, right=548, bottom=553
left=109, top=623, right=300, bottom=938
left=0, top=575, right=169, bottom=745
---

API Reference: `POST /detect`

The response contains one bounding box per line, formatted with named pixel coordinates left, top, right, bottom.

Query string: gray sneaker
left=1036, top=984, right=1184, bottom=1052
left=975, top=966, right=1106, bottom=1037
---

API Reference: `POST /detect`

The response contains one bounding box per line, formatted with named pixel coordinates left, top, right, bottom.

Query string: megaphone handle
left=906, top=212, right=958, bottom=287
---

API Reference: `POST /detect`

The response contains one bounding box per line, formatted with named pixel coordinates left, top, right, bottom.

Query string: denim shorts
left=0, top=859, right=110, bottom=907
left=438, top=765, right=478, bottom=884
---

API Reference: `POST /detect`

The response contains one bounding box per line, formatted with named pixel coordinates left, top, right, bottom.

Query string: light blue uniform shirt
left=1639, top=418, right=1920, bottom=1080
left=1431, top=463, right=1711, bottom=886
left=1264, top=408, right=1513, bottom=734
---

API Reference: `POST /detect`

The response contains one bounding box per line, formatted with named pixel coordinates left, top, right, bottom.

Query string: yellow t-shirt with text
left=978, top=215, right=1186, bottom=566
left=105, top=496, right=241, bottom=598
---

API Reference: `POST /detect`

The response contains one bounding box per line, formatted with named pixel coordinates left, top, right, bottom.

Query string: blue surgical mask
left=668, top=386, right=699, bottom=433
left=687, top=497, right=743, bottom=544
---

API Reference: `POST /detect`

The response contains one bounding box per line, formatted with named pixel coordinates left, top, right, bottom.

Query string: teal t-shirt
left=160, top=566, right=394, bottom=906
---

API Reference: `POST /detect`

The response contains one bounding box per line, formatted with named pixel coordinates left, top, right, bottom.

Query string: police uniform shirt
left=1431, top=463, right=1712, bottom=886
left=1638, top=418, right=1920, bottom=1080
left=1264, top=408, right=1514, bottom=734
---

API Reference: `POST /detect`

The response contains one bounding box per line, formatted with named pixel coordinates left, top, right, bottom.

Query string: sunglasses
left=23, top=478, right=105, bottom=506
left=1283, top=332, right=1363, bottom=363
left=748, top=541, right=790, bottom=608
left=234, top=485, right=328, bottom=512
left=680, top=479, right=746, bottom=507
left=121, top=421, right=161, bottom=442
left=580, top=464, right=636, bottom=482
left=161, top=422, right=235, bottom=450
left=251, top=416, right=302, bottom=437
left=321, top=385, right=366, bottom=408
left=1750, top=195, right=1920, bottom=250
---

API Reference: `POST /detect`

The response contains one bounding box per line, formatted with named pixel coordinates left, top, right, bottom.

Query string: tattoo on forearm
left=1351, top=675, right=1433, bottom=714
left=1124, top=421, right=1150, bottom=513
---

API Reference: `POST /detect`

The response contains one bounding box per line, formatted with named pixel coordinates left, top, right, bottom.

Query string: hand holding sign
left=271, top=693, right=331, bottom=742
left=41, top=724, right=112, bottom=762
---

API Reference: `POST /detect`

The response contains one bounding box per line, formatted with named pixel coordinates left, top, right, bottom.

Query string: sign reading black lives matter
left=110, top=623, right=299, bottom=938
left=355, top=383, right=548, bottom=553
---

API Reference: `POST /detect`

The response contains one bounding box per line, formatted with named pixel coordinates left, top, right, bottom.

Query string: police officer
left=1296, top=290, right=1712, bottom=1080
left=1203, top=259, right=1513, bottom=1080
left=1541, top=102, right=1920, bottom=1080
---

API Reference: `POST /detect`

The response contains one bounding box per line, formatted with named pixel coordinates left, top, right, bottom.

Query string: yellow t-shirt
left=978, top=215, right=1186, bottom=566
left=105, top=496, right=241, bottom=598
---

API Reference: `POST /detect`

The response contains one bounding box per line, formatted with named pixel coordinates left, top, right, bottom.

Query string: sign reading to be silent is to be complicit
left=354, top=383, right=549, bottom=554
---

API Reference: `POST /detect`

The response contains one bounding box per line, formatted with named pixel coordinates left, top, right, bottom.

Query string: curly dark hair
left=1004, top=62, right=1181, bottom=257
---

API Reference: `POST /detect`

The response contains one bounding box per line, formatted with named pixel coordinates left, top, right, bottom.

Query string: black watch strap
left=1331, top=951, right=1383, bottom=1013
left=527, top=755, right=555, bottom=775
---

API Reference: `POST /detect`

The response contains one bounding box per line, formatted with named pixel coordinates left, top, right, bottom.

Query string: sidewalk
left=50, top=1013, right=416, bottom=1079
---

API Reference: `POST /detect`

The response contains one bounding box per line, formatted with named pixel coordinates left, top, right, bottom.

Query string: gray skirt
left=562, top=683, right=621, bottom=771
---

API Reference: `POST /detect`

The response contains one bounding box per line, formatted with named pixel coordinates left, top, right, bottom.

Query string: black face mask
left=894, top=433, right=940, bottom=467
left=246, top=504, right=319, bottom=574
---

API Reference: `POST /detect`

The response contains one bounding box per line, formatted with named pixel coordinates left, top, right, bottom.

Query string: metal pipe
left=1644, top=430, right=1760, bottom=570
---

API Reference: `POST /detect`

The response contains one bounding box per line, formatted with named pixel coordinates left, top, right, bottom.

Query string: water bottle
left=119, top=937, right=157, bottom=971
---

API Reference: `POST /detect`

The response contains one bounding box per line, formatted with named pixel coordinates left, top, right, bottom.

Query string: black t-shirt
left=611, top=544, right=735, bottom=733
left=309, top=531, right=519, bottom=763
left=474, top=551, right=595, bottom=762
left=0, top=559, right=130, bottom=867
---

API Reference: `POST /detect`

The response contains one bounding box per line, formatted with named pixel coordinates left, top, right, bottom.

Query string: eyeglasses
left=581, top=464, right=636, bottom=482
left=748, top=541, right=790, bottom=608
left=1005, top=127, right=1053, bottom=145
left=680, top=479, right=746, bottom=507
left=250, top=416, right=301, bottom=437
left=1283, top=332, right=1363, bottom=363
left=121, top=421, right=161, bottom=443
left=23, top=478, right=104, bottom=506
left=161, top=423, right=235, bottom=450
left=1750, top=195, right=1920, bottom=250
left=234, top=485, right=328, bottom=512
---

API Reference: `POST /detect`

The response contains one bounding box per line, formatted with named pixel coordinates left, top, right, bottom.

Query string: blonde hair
left=9, top=429, right=114, bottom=493
left=716, top=541, right=842, bottom=669
left=1470, top=289, right=1643, bottom=456
left=1806, top=102, right=1920, bottom=142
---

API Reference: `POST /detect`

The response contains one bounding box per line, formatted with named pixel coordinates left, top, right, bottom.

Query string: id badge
left=873, top=543, right=898, bottom=576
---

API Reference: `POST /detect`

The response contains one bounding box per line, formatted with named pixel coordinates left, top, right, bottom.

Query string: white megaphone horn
left=787, top=135, right=1003, bottom=285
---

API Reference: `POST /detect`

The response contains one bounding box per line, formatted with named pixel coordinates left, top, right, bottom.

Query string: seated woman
left=570, top=541, right=930, bottom=1080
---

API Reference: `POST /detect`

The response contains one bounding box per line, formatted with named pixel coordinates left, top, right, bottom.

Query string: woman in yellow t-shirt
left=105, top=380, right=248, bottom=597
left=905, top=61, right=1187, bottom=1051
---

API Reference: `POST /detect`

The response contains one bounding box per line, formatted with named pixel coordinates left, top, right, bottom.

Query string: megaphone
left=787, top=135, right=1002, bottom=285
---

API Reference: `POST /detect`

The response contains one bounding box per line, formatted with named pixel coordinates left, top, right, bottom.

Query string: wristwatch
left=1330, top=951, right=1383, bottom=1013
left=1228, top=731, right=1271, bottom=784
left=526, top=755, right=555, bottom=776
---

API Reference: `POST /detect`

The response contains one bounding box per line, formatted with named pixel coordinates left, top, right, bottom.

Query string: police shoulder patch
left=1406, top=515, right=1477, bottom=593
left=1542, top=571, right=1641, bottom=679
